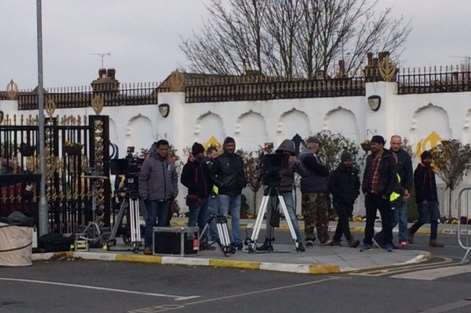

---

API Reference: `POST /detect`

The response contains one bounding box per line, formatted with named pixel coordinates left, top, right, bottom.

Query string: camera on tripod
left=261, top=153, right=289, bottom=188
left=110, top=146, right=144, bottom=199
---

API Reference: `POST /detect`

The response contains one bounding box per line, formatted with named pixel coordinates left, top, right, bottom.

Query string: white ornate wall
left=3, top=81, right=471, bottom=216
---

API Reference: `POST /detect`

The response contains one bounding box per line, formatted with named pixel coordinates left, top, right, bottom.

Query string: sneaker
left=360, top=243, right=372, bottom=252
left=384, top=244, right=394, bottom=252
left=399, top=240, right=408, bottom=249
left=233, top=243, right=243, bottom=251
left=348, top=239, right=360, bottom=248
left=143, top=247, right=153, bottom=255
left=256, top=239, right=274, bottom=252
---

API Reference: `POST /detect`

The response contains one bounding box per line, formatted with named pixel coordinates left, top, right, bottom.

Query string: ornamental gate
left=0, top=113, right=110, bottom=234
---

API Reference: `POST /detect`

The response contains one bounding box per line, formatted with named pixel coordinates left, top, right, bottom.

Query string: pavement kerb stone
left=114, top=254, right=162, bottom=264
left=31, top=250, right=428, bottom=275
left=208, top=258, right=261, bottom=270
left=340, top=251, right=432, bottom=274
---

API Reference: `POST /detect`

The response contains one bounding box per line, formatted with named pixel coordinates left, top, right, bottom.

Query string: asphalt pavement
left=1, top=234, right=471, bottom=313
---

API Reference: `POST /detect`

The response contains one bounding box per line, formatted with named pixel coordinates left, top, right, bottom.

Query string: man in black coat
left=408, top=150, right=444, bottom=247
left=374, top=135, right=413, bottom=248
left=211, top=137, right=247, bottom=250
left=181, top=142, right=214, bottom=249
left=361, top=135, right=397, bottom=252
left=328, top=151, right=360, bottom=247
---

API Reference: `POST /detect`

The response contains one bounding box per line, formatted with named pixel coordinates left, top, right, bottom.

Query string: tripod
left=247, top=185, right=302, bottom=253
left=106, top=193, right=142, bottom=252
left=199, top=214, right=235, bottom=256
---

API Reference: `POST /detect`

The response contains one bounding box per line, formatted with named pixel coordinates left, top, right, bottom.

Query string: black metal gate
left=0, top=113, right=110, bottom=234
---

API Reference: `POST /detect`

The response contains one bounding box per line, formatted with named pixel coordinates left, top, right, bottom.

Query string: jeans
left=266, top=192, right=303, bottom=243
left=207, top=196, right=220, bottom=242
left=219, top=194, right=241, bottom=245
left=188, top=197, right=209, bottom=242
left=332, top=201, right=353, bottom=242
left=409, top=201, right=440, bottom=240
left=364, top=194, right=393, bottom=246
left=375, top=200, right=409, bottom=244
left=144, top=200, right=169, bottom=248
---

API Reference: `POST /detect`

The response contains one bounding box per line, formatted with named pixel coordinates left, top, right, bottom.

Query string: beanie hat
left=223, top=137, right=235, bottom=145
left=341, top=151, right=353, bottom=162
left=370, top=135, right=386, bottom=145
left=192, top=142, right=205, bottom=155
left=421, top=150, right=433, bottom=161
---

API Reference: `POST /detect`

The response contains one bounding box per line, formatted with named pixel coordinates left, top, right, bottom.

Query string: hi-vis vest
left=389, top=174, right=401, bottom=202
left=212, top=185, right=219, bottom=195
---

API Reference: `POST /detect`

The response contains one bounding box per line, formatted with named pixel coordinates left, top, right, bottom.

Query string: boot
left=305, top=237, right=316, bottom=247
left=143, top=247, right=153, bottom=255
left=429, top=240, right=444, bottom=248
left=296, top=242, right=305, bottom=252
left=348, top=239, right=360, bottom=248
left=256, top=239, right=274, bottom=252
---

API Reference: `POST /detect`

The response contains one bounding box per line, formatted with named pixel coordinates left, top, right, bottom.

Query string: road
left=1, top=234, right=470, bottom=313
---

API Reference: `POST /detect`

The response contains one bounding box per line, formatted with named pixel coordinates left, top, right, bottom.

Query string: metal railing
left=398, top=65, right=471, bottom=94
left=457, top=187, right=471, bottom=263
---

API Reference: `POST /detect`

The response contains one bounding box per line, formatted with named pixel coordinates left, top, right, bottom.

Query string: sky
left=1, top=0, right=471, bottom=89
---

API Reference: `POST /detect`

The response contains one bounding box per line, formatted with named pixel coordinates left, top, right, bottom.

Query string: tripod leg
left=135, top=200, right=141, bottom=243
left=109, top=199, right=127, bottom=243
left=130, top=200, right=136, bottom=243
left=247, top=195, right=270, bottom=253
left=278, top=195, right=299, bottom=248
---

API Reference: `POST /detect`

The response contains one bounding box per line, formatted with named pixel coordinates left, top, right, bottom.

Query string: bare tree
left=180, top=0, right=411, bottom=78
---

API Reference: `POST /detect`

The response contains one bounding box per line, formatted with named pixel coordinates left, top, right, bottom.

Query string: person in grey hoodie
left=139, top=140, right=178, bottom=255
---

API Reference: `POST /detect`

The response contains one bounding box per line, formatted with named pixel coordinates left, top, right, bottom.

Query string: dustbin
left=0, top=223, right=32, bottom=266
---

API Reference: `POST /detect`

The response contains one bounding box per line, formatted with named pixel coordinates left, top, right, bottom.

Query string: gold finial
left=91, top=94, right=104, bottom=115
left=378, top=55, right=397, bottom=82
left=45, top=98, right=56, bottom=118
left=6, top=80, right=18, bottom=100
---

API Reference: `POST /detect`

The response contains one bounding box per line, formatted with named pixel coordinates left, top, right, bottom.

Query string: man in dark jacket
left=212, top=137, right=246, bottom=250
left=328, top=151, right=360, bottom=247
left=300, top=136, right=330, bottom=246
left=374, top=135, right=413, bottom=248
left=408, top=151, right=444, bottom=247
left=257, top=139, right=305, bottom=252
left=139, top=140, right=178, bottom=255
left=361, top=135, right=396, bottom=252
left=181, top=142, right=213, bottom=249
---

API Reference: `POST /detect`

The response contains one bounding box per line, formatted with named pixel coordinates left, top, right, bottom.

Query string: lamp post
left=36, top=0, right=48, bottom=235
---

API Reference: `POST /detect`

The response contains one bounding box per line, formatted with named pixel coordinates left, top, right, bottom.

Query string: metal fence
left=185, top=76, right=365, bottom=103
left=398, top=66, right=471, bottom=94
left=17, top=82, right=160, bottom=110
left=0, top=114, right=110, bottom=234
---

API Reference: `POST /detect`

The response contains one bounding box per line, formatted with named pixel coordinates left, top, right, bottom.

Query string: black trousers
left=332, top=201, right=353, bottom=242
left=363, top=194, right=393, bottom=246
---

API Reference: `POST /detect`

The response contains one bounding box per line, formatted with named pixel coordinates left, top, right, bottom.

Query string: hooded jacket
left=328, top=164, right=360, bottom=208
left=138, top=143, right=178, bottom=201
left=181, top=158, right=211, bottom=199
left=414, top=163, right=438, bottom=203
left=267, top=140, right=302, bottom=193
